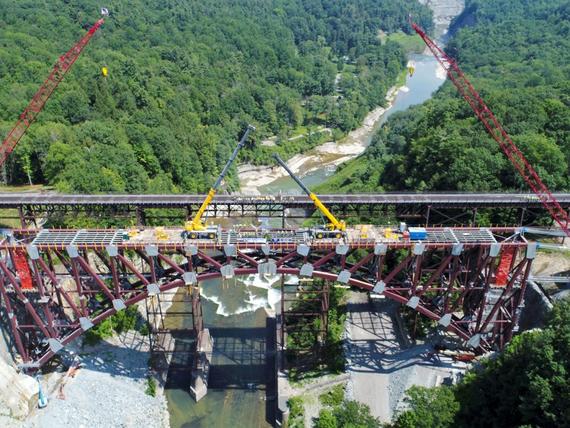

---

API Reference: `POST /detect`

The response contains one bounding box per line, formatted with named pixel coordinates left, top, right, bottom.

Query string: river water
left=165, top=1, right=463, bottom=425
left=164, top=275, right=298, bottom=428
left=259, top=53, right=446, bottom=195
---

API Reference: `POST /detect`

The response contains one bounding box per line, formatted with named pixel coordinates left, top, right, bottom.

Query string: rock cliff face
left=419, top=0, right=465, bottom=36
left=0, top=344, right=38, bottom=420
left=0, top=311, right=39, bottom=420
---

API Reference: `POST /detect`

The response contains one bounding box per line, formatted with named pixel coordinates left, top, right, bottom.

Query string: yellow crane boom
left=185, top=125, right=255, bottom=232
left=273, top=154, right=346, bottom=232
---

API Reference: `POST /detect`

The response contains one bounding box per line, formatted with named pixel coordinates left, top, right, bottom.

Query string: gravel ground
left=345, top=293, right=467, bottom=423
left=6, top=331, right=169, bottom=428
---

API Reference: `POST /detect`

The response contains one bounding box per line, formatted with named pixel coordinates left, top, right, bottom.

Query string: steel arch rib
left=33, top=265, right=473, bottom=367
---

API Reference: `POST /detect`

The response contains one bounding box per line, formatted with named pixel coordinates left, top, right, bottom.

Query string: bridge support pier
left=190, top=328, right=213, bottom=402
left=135, top=207, right=146, bottom=226
left=519, top=207, right=527, bottom=226
left=281, top=278, right=330, bottom=371
left=146, top=282, right=210, bottom=397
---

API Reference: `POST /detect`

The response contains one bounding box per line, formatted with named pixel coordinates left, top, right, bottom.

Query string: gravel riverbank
left=238, top=84, right=404, bottom=195
left=3, top=331, right=169, bottom=428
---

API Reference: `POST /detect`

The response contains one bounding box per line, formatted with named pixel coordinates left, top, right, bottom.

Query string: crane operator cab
left=182, top=125, right=255, bottom=240
left=273, top=154, right=346, bottom=240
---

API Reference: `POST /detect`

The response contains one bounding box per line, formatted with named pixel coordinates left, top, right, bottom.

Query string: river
left=165, top=1, right=464, bottom=426
left=240, top=0, right=464, bottom=195
left=164, top=275, right=298, bottom=428
left=258, top=52, right=448, bottom=195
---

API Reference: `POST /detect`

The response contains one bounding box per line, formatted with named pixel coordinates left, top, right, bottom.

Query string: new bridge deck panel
left=26, top=226, right=504, bottom=249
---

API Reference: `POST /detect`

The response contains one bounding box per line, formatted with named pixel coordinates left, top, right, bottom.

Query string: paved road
left=345, top=297, right=395, bottom=421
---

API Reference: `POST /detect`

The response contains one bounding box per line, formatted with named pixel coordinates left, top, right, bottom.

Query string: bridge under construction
left=0, top=11, right=567, bottom=406
left=0, top=224, right=537, bottom=370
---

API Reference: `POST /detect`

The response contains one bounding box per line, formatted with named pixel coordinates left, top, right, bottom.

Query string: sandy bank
left=238, top=84, right=404, bottom=195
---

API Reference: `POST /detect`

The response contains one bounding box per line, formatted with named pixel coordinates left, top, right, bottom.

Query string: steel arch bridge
left=0, top=227, right=534, bottom=369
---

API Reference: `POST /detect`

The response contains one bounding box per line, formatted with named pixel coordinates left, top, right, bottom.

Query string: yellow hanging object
left=101, top=66, right=108, bottom=77
left=408, top=66, right=415, bottom=77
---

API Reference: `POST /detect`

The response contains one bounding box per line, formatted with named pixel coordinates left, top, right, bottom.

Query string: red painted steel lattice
left=0, top=228, right=533, bottom=369
left=0, top=19, right=104, bottom=167
left=12, top=249, right=32, bottom=290
left=412, top=22, right=570, bottom=238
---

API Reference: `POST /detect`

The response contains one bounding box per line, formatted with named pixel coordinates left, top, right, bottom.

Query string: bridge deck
left=23, top=226, right=509, bottom=250
left=1, top=192, right=569, bottom=207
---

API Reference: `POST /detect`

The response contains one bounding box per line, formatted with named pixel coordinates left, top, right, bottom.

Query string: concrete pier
left=190, top=329, right=213, bottom=402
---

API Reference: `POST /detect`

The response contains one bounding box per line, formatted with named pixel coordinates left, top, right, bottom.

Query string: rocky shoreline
left=44, top=332, right=167, bottom=428
left=419, top=0, right=465, bottom=37
left=0, top=331, right=169, bottom=428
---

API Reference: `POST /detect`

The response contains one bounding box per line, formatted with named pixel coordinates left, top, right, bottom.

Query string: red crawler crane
left=411, top=22, right=570, bottom=238
left=0, top=12, right=107, bottom=168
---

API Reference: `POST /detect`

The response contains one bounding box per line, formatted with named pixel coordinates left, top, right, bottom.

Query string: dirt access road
left=344, top=293, right=467, bottom=423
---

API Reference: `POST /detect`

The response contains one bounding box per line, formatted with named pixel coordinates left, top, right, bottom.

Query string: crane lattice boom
left=411, top=22, right=570, bottom=238
left=0, top=18, right=105, bottom=167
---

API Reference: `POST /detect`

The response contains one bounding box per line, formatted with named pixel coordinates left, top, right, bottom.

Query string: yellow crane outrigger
left=184, top=125, right=255, bottom=239
left=273, top=153, right=346, bottom=239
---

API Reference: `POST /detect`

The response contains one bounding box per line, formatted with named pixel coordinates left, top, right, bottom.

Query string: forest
left=387, top=300, right=570, bottom=428
left=319, top=0, right=570, bottom=194
left=0, top=0, right=432, bottom=193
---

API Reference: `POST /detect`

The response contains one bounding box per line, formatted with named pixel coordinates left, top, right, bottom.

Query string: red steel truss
left=0, top=228, right=534, bottom=370
left=0, top=18, right=104, bottom=167
left=412, top=22, right=570, bottom=238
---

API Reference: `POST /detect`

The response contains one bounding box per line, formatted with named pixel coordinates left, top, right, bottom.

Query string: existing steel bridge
left=2, top=192, right=569, bottom=227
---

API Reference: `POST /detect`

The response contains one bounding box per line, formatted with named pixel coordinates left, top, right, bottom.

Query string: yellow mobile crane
left=183, top=125, right=255, bottom=239
left=273, top=153, right=346, bottom=239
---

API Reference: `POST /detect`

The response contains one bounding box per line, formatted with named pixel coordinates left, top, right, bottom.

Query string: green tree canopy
left=319, top=0, right=570, bottom=195
left=0, top=0, right=432, bottom=193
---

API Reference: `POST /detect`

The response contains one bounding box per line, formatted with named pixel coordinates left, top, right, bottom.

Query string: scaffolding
left=145, top=285, right=204, bottom=369
left=280, top=277, right=330, bottom=371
